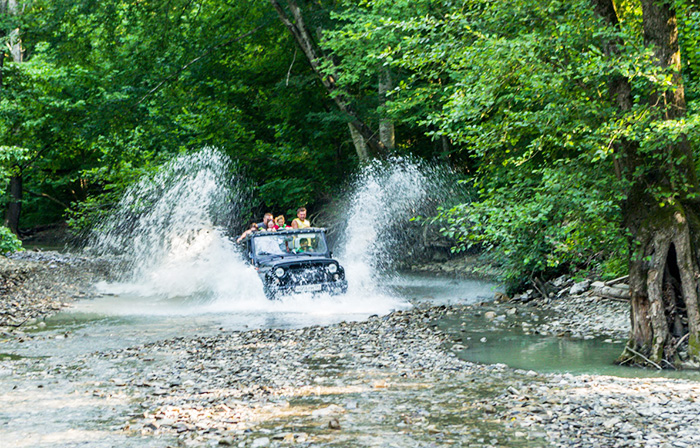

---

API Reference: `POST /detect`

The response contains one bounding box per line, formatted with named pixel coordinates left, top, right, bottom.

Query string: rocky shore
left=0, top=251, right=109, bottom=330
left=3, top=252, right=700, bottom=447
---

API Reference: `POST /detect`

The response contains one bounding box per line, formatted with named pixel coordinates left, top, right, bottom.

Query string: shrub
left=0, top=226, right=23, bottom=254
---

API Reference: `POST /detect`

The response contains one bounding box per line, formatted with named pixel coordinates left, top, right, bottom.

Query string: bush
left=438, top=161, right=628, bottom=293
left=0, top=226, right=23, bottom=254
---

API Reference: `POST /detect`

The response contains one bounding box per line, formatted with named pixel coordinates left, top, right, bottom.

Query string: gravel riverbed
left=0, top=251, right=109, bottom=329
left=3, top=252, right=700, bottom=447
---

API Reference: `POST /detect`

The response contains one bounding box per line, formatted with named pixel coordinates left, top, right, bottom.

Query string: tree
left=269, top=0, right=387, bottom=161
left=591, top=0, right=700, bottom=368
left=1, top=0, right=26, bottom=235
left=351, top=0, right=700, bottom=367
left=19, top=0, right=359, bottom=230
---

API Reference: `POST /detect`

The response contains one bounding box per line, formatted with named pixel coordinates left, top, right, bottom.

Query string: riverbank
left=3, top=253, right=700, bottom=447
left=0, top=251, right=109, bottom=331
left=103, top=304, right=700, bottom=447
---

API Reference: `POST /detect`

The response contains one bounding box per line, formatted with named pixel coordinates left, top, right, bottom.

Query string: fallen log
left=592, top=284, right=630, bottom=300
left=604, top=275, right=629, bottom=286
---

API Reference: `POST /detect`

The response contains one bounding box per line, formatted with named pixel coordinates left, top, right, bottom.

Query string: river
left=4, top=150, right=697, bottom=446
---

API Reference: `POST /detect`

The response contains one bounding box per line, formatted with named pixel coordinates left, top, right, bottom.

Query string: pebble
left=251, top=437, right=270, bottom=447
left=0, top=252, right=110, bottom=329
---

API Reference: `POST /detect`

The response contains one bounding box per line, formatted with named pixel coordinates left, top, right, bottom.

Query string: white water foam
left=87, top=148, right=267, bottom=309
left=337, top=159, right=438, bottom=296
left=86, top=150, right=434, bottom=316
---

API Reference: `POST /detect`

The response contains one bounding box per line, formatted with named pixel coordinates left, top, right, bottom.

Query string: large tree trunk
left=594, top=0, right=700, bottom=368
left=269, top=0, right=386, bottom=160
left=4, top=174, right=22, bottom=235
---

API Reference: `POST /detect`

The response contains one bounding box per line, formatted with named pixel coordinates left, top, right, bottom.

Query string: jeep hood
left=260, top=256, right=336, bottom=268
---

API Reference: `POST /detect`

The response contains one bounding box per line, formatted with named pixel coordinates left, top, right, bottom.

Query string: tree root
left=618, top=345, right=663, bottom=370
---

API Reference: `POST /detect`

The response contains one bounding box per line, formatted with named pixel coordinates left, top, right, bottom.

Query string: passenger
left=258, top=213, right=274, bottom=231
left=291, top=207, right=311, bottom=229
left=266, top=219, right=277, bottom=231
left=236, top=222, right=258, bottom=243
left=275, top=215, right=290, bottom=229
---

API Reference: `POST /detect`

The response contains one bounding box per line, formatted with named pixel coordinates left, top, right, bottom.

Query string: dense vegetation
left=2, top=1, right=699, bottom=300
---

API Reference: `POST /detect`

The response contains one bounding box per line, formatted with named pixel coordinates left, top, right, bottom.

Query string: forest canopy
left=2, top=0, right=700, bottom=301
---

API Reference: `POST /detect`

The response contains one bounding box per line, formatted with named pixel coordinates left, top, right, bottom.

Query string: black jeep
left=242, top=228, right=348, bottom=300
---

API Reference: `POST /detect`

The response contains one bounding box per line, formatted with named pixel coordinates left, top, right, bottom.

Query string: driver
left=298, top=238, right=311, bottom=252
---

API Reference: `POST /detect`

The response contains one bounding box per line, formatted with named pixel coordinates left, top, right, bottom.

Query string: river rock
left=311, top=404, right=345, bottom=418
left=569, top=280, right=591, bottom=295
left=251, top=437, right=270, bottom=447
left=328, top=417, right=341, bottom=430
left=7, top=250, right=700, bottom=448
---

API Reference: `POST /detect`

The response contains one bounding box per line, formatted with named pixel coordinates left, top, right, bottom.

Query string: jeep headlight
left=274, top=267, right=285, bottom=278
left=327, top=263, right=338, bottom=274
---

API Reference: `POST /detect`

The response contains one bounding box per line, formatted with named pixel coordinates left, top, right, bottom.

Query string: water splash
left=85, top=150, right=459, bottom=316
left=86, top=147, right=262, bottom=302
left=336, top=158, right=461, bottom=295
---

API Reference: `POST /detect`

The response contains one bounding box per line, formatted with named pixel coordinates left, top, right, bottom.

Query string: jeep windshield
left=252, top=232, right=328, bottom=257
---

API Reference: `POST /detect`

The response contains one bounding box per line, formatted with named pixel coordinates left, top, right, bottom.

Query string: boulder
left=569, top=280, right=591, bottom=295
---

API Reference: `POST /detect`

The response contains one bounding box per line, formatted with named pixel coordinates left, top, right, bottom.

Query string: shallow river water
left=0, top=270, right=673, bottom=447
left=5, top=270, right=700, bottom=447
left=3, top=273, right=492, bottom=358
left=0, top=273, right=503, bottom=447
left=4, top=151, right=696, bottom=446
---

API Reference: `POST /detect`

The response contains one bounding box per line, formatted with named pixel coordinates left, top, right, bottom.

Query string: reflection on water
left=438, top=315, right=700, bottom=380
left=456, top=329, right=625, bottom=374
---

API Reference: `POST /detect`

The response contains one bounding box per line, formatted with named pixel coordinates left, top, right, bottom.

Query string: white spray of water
left=88, top=147, right=264, bottom=305
left=337, top=159, right=434, bottom=296
left=86, top=151, right=456, bottom=317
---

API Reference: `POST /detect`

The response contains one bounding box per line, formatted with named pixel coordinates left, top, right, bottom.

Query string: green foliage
left=5, top=0, right=356, bottom=233
left=325, top=0, right=700, bottom=290
left=0, top=226, right=23, bottom=254
left=5, top=0, right=700, bottom=294
left=438, top=160, right=628, bottom=292
left=677, top=0, right=700, bottom=81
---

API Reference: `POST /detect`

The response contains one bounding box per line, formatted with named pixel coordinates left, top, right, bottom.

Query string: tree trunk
left=2, top=1, right=23, bottom=62
left=4, top=174, right=22, bottom=235
left=348, top=123, right=370, bottom=162
left=378, top=67, right=395, bottom=151
left=593, top=0, right=700, bottom=368
left=2, top=0, right=25, bottom=236
left=269, top=0, right=386, bottom=159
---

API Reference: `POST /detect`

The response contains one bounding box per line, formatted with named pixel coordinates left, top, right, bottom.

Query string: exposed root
left=617, top=345, right=663, bottom=370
